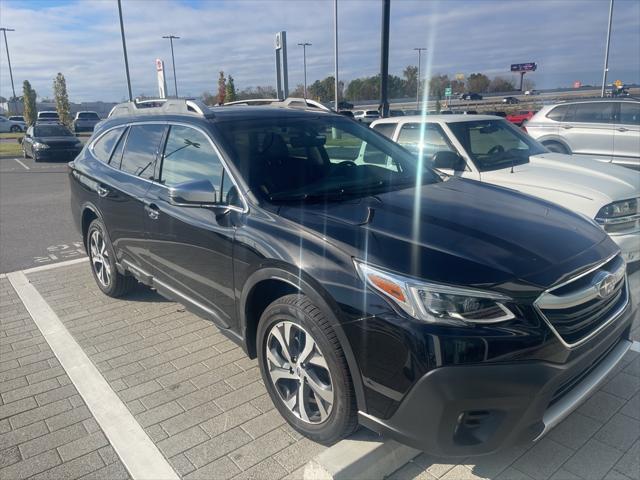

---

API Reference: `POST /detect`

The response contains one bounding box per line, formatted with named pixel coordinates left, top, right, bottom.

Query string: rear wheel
left=543, top=141, right=570, bottom=154
left=257, top=294, right=358, bottom=445
left=10, top=125, right=21, bottom=133
left=87, top=219, right=136, bottom=297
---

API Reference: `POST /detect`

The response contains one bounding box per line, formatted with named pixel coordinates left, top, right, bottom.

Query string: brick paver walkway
left=0, top=277, right=130, bottom=480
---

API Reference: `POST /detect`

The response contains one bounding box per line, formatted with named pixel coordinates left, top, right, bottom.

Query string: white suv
left=524, top=99, right=639, bottom=171
left=371, top=114, right=640, bottom=263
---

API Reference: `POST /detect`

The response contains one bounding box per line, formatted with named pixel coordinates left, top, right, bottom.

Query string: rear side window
left=92, top=127, right=125, bottom=163
left=372, top=123, right=397, bottom=138
left=546, top=105, right=568, bottom=121
left=567, top=102, right=616, bottom=123
left=120, top=124, right=166, bottom=179
left=619, top=103, right=640, bottom=125
left=160, top=125, right=225, bottom=194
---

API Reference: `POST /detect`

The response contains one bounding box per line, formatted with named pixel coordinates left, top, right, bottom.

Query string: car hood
left=278, top=178, right=615, bottom=296
left=480, top=153, right=640, bottom=218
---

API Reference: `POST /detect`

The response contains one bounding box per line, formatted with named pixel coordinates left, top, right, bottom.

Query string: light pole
left=117, top=0, right=133, bottom=102
left=162, top=35, right=180, bottom=98
left=413, top=47, right=426, bottom=109
left=601, top=0, right=614, bottom=98
left=0, top=27, right=16, bottom=112
left=298, top=42, right=312, bottom=99
left=333, top=0, right=339, bottom=111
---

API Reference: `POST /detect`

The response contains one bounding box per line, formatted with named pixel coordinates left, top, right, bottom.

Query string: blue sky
left=1, top=0, right=639, bottom=102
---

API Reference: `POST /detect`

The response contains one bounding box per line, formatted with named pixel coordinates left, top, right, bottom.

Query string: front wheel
left=87, top=219, right=136, bottom=297
left=10, top=125, right=21, bottom=133
left=257, top=294, right=358, bottom=445
left=543, top=141, right=571, bottom=155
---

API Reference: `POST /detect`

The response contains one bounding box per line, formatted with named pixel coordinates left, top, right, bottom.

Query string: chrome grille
left=535, top=255, right=628, bottom=347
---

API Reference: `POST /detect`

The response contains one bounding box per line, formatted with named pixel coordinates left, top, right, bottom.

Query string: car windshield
left=216, top=115, right=441, bottom=203
left=34, top=125, right=73, bottom=137
left=447, top=119, right=546, bottom=172
left=78, top=112, right=99, bottom=119
left=39, top=112, right=59, bottom=118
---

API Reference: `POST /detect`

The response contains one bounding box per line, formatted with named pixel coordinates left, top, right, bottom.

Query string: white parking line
left=7, top=271, right=179, bottom=480
left=631, top=341, right=640, bottom=353
left=14, top=158, right=30, bottom=170
left=22, top=256, right=88, bottom=274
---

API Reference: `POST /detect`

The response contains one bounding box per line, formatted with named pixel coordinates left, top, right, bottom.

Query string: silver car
left=525, top=98, right=640, bottom=170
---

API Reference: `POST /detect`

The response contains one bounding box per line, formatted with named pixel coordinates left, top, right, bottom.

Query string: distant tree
left=428, top=74, right=450, bottom=99
left=450, top=79, right=465, bottom=94
left=53, top=73, right=71, bottom=126
left=235, top=85, right=278, bottom=100
left=466, top=73, right=490, bottom=93
left=289, top=84, right=305, bottom=97
left=0, top=96, right=6, bottom=103
left=225, top=75, right=237, bottom=102
left=22, top=80, right=37, bottom=126
left=308, top=76, right=344, bottom=103
left=488, top=76, right=516, bottom=93
left=217, top=71, right=226, bottom=105
left=403, top=65, right=418, bottom=98
left=523, top=78, right=536, bottom=91
left=201, top=91, right=216, bottom=106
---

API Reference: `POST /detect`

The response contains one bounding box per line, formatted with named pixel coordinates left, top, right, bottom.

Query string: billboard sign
left=156, top=58, right=167, bottom=99
left=573, top=81, right=582, bottom=89
left=510, top=62, right=537, bottom=72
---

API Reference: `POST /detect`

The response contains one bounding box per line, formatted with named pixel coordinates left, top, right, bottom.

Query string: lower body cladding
left=358, top=303, right=635, bottom=457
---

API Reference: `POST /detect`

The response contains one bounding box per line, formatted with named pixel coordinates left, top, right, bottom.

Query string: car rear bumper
left=358, top=302, right=634, bottom=457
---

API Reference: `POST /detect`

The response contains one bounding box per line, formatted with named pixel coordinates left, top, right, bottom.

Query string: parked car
left=507, top=110, right=537, bottom=126
left=461, top=93, right=483, bottom=101
left=524, top=90, right=538, bottom=95
left=70, top=99, right=635, bottom=456
left=389, top=110, right=405, bottom=117
left=353, top=109, right=379, bottom=124
left=37, top=111, right=60, bottom=123
left=73, top=111, right=101, bottom=133
left=22, top=123, right=83, bottom=162
left=483, top=110, right=507, bottom=118
left=0, top=116, right=25, bottom=132
left=8, top=115, right=26, bottom=128
left=524, top=98, right=640, bottom=170
left=502, top=96, right=520, bottom=104
left=338, top=110, right=354, bottom=118
left=371, top=114, right=640, bottom=264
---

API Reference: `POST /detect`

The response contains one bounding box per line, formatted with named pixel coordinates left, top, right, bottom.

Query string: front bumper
left=358, top=302, right=635, bottom=457
left=34, top=149, right=82, bottom=161
left=611, top=232, right=640, bottom=264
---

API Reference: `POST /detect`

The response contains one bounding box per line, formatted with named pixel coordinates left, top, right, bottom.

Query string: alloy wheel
left=90, top=230, right=112, bottom=288
left=265, top=321, right=334, bottom=424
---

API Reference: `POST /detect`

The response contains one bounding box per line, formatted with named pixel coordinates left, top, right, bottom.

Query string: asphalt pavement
left=0, top=155, right=83, bottom=273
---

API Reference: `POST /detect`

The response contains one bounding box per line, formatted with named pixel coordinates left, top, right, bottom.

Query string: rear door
left=143, top=123, right=240, bottom=329
left=97, top=123, right=167, bottom=270
left=613, top=101, right=640, bottom=170
left=559, top=102, right=615, bottom=160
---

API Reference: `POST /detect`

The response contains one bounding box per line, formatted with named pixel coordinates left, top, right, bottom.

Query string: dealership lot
left=0, top=259, right=638, bottom=480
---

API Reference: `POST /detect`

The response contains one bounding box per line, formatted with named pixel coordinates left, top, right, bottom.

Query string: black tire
left=22, top=147, right=28, bottom=159
left=10, top=125, right=21, bottom=133
left=87, top=219, right=136, bottom=297
left=257, top=294, right=358, bottom=445
left=544, top=141, right=570, bottom=155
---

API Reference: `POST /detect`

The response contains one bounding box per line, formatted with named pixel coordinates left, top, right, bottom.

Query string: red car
left=506, top=110, right=537, bottom=126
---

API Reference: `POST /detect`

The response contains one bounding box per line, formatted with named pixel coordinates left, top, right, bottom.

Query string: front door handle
left=96, top=185, right=110, bottom=197
left=145, top=203, right=160, bottom=220
left=617, top=127, right=628, bottom=132
left=561, top=125, right=573, bottom=130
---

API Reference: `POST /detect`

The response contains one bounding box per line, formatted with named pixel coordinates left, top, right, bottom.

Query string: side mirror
left=168, top=179, right=218, bottom=206
left=431, top=151, right=465, bottom=171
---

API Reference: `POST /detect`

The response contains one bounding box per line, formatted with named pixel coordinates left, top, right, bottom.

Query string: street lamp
left=162, top=35, right=180, bottom=98
left=117, top=0, right=133, bottom=101
left=297, top=42, right=312, bottom=99
left=413, top=47, right=426, bottom=109
left=0, top=27, right=17, bottom=112
left=601, top=0, right=614, bottom=98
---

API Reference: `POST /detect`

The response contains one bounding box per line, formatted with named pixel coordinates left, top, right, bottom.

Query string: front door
left=559, top=102, right=616, bottom=160
left=143, top=124, right=239, bottom=329
left=613, top=101, right=640, bottom=170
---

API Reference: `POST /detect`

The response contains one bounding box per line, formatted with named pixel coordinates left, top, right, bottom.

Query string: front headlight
left=354, top=260, right=515, bottom=325
left=596, top=198, right=639, bottom=233
left=33, top=142, right=49, bottom=150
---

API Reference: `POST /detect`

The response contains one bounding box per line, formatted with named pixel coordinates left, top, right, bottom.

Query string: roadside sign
left=614, top=79, right=623, bottom=88
left=156, top=58, right=167, bottom=99
left=455, top=73, right=465, bottom=81
left=510, top=62, right=537, bottom=72
left=573, top=81, right=582, bottom=89
left=444, top=87, right=452, bottom=97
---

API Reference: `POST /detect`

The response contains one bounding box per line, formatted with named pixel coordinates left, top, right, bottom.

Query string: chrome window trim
left=534, top=253, right=629, bottom=349
left=88, top=120, right=249, bottom=214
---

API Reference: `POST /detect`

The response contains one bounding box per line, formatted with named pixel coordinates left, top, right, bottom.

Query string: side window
left=619, top=103, right=640, bottom=126
left=372, top=123, right=397, bottom=139
left=572, top=103, right=615, bottom=124
left=397, top=123, right=454, bottom=157
left=120, top=124, right=166, bottom=179
left=546, top=105, right=568, bottom=121
left=160, top=125, right=228, bottom=202
left=92, top=127, right=125, bottom=163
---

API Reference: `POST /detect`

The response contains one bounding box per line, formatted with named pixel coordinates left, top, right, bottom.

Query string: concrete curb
left=303, top=430, right=420, bottom=480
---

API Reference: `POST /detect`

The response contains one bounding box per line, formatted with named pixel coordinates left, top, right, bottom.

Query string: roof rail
left=108, top=98, right=214, bottom=119
left=223, top=97, right=331, bottom=112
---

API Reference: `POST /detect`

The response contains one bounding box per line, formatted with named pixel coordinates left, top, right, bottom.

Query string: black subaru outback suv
left=69, top=99, right=635, bottom=456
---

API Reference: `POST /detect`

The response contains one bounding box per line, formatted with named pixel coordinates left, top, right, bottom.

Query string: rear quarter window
left=92, top=127, right=126, bottom=163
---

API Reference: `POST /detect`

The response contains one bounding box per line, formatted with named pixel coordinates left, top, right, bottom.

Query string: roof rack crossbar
left=108, top=98, right=215, bottom=119
left=222, top=97, right=331, bottom=112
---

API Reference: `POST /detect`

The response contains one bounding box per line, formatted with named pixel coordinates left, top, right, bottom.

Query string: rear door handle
left=617, top=127, right=628, bottom=132
left=96, top=185, right=110, bottom=197
left=561, top=125, right=573, bottom=130
left=145, top=203, right=160, bottom=220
